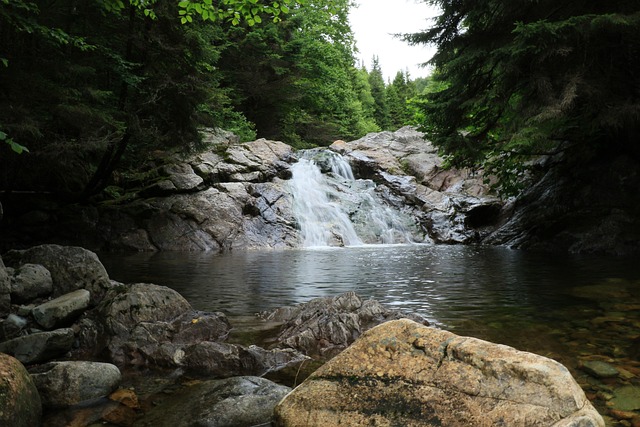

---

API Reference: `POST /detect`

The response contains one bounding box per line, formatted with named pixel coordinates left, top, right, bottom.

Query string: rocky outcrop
left=260, top=291, right=429, bottom=357
left=330, top=127, right=503, bottom=244
left=484, top=151, right=640, bottom=255
left=0, top=353, right=42, bottom=427
left=274, top=319, right=605, bottom=427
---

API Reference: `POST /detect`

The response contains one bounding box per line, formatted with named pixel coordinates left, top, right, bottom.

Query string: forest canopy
left=405, top=0, right=640, bottom=194
left=0, top=0, right=421, bottom=196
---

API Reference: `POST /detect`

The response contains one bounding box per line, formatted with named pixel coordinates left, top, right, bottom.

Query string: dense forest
left=1, top=0, right=638, bottom=198
left=0, top=0, right=424, bottom=199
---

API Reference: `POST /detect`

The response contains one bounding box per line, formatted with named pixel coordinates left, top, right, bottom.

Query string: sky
left=349, top=0, right=440, bottom=82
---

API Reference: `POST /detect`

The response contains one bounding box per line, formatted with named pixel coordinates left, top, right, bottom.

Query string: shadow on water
left=99, top=245, right=640, bottom=423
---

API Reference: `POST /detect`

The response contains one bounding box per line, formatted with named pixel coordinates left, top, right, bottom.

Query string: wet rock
left=0, top=328, right=75, bottom=364
left=32, top=289, right=90, bottom=329
left=181, top=341, right=308, bottom=378
left=135, top=376, right=291, bottom=427
left=261, top=291, right=429, bottom=357
left=0, top=313, right=28, bottom=340
left=581, top=360, right=620, bottom=379
left=610, top=386, right=640, bottom=411
left=3, top=244, right=111, bottom=305
left=9, top=263, right=53, bottom=303
left=0, top=353, right=42, bottom=427
left=274, top=319, right=604, bottom=427
left=30, top=361, right=121, bottom=408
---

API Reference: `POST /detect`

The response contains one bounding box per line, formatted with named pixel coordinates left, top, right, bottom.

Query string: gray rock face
left=3, top=244, right=111, bottom=304
left=30, top=361, right=121, bottom=408
left=135, top=376, right=291, bottom=427
left=274, top=319, right=605, bottom=427
left=260, top=291, right=429, bottom=357
left=9, top=263, right=53, bottom=303
left=484, top=153, right=640, bottom=255
left=331, top=127, right=502, bottom=244
left=0, top=328, right=75, bottom=364
left=32, top=289, right=90, bottom=329
left=0, top=353, right=42, bottom=427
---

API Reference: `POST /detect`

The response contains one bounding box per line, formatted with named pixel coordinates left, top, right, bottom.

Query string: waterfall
left=290, top=149, right=419, bottom=247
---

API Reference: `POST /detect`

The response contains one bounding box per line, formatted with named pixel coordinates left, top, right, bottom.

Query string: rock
left=0, top=256, right=10, bottom=317
left=581, top=360, right=619, bottom=379
left=98, top=283, right=230, bottom=366
left=181, top=341, right=308, bottom=378
left=0, top=353, right=42, bottom=427
left=3, top=244, right=111, bottom=305
left=29, top=361, right=121, bottom=408
left=0, top=314, right=28, bottom=341
left=134, top=376, right=291, bottom=427
left=274, top=319, right=604, bottom=427
left=0, top=328, right=75, bottom=364
left=484, top=152, right=640, bottom=255
left=261, top=291, right=429, bottom=357
left=32, top=289, right=91, bottom=329
left=9, top=263, right=53, bottom=303
left=610, top=386, right=640, bottom=411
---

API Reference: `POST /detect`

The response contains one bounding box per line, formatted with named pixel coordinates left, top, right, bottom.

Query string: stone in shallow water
left=581, top=360, right=619, bottom=378
left=610, top=386, right=640, bottom=411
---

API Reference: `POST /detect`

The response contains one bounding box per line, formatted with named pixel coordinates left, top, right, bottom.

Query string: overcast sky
left=349, top=0, right=440, bottom=82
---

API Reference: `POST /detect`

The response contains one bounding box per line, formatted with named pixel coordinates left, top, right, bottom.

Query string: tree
left=405, top=0, right=640, bottom=194
left=368, top=56, right=390, bottom=130
left=387, top=70, right=417, bottom=129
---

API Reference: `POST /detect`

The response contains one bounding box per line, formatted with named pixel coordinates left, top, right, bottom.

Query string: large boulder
left=29, top=361, right=121, bottom=408
left=135, top=376, right=291, bottom=427
left=2, top=244, right=111, bottom=304
left=9, top=263, right=53, bottom=304
left=98, top=282, right=230, bottom=365
left=0, top=353, right=42, bottom=427
left=261, top=292, right=429, bottom=357
left=274, top=319, right=604, bottom=427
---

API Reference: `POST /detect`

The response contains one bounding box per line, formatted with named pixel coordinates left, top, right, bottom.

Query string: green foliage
left=0, top=131, right=29, bottom=154
left=406, top=0, right=640, bottom=196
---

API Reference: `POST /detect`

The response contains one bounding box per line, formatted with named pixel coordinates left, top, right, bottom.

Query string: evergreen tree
left=406, top=0, right=640, bottom=194
left=368, top=56, right=390, bottom=130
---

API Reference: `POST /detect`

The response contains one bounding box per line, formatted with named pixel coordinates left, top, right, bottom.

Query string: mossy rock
left=0, top=353, right=42, bottom=427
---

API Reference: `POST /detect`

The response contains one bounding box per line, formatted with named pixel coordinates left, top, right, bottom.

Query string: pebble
left=582, top=360, right=619, bottom=379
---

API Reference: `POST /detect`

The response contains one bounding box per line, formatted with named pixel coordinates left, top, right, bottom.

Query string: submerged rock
left=135, top=376, right=291, bottom=427
left=274, top=319, right=604, bottom=427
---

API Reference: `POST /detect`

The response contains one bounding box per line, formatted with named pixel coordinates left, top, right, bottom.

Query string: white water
left=289, top=150, right=420, bottom=247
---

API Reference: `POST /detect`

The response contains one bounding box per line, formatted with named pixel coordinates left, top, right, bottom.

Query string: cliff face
left=484, top=151, right=640, bottom=255
left=0, top=127, right=637, bottom=255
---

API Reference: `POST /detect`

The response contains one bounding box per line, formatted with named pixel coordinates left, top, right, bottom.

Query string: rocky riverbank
left=0, top=243, right=622, bottom=426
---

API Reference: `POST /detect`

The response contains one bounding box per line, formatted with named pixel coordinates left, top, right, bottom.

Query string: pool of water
left=98, top=244, right=640, bottom=423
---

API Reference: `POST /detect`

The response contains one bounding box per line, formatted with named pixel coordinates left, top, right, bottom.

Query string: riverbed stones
left=2, top=244, right=111, bottom=305
left=581, top=360, right=620, bottom=379
left=29, top=361, right=121, bottom=408
left=135, top=376, right=291, bottom=427
left=0, top=256, right=10, bottom=317
left=0, top=353, right=42, bottom=427
left=273, top=319, right=605, bottom=427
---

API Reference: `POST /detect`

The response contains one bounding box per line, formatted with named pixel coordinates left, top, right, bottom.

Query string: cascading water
left=290, top=149, right=420, bottom=247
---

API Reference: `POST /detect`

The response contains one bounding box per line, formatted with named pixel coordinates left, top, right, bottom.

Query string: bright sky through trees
left=349, top=0, right=439, bottom=81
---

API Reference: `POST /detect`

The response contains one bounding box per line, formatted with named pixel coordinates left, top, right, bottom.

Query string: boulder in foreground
left=274, top=319, right=604, bottom=427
